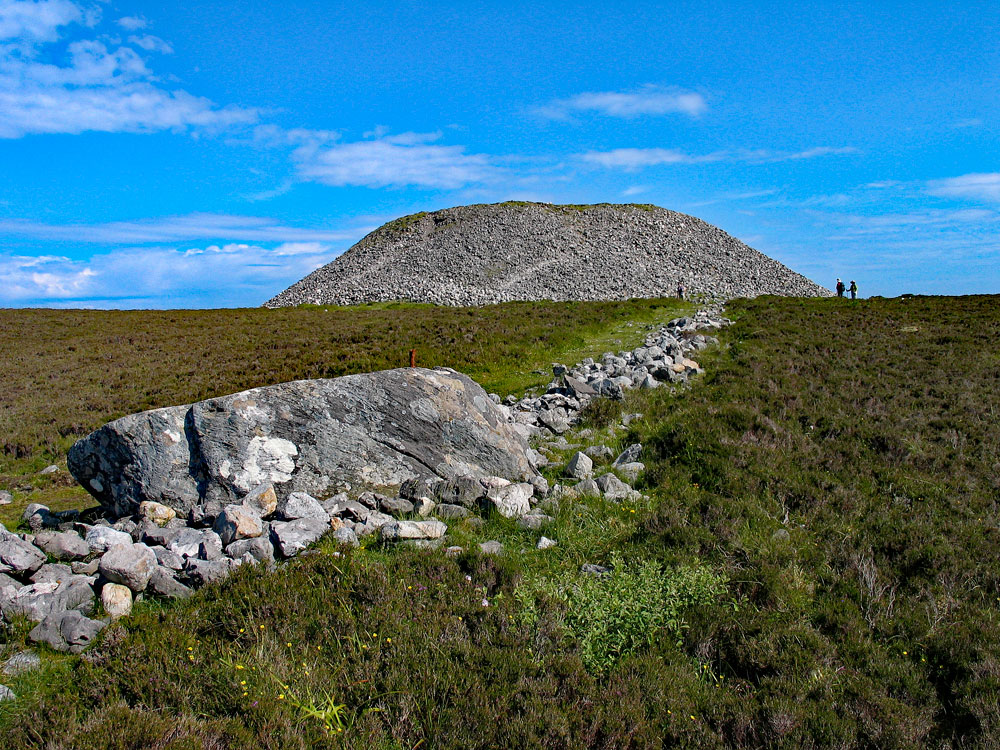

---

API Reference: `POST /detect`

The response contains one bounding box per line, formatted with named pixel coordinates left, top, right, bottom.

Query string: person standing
left=849, top=280, right=858, bottom=299
left=676, top=281, right=686, bottom=300
left=836, top=278, right=845, bottom=297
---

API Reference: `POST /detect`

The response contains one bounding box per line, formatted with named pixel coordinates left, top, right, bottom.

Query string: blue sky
left=1, top=0, right=998, bottom=308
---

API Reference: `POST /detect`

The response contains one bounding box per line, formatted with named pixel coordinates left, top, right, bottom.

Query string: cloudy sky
left=1, top=0, right=998, bottom=308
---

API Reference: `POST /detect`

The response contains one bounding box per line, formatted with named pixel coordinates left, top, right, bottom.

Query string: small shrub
left=517, top=553, right=728, bottom=674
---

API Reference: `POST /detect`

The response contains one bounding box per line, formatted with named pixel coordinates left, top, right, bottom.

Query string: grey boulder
left=564, top=451, right=593, bottom=480
left=33, top=530, right=90, bottom=562
left=2, top=650, right=41, bottom=677
left=270, top=517, right=329, bottom=557
left=98, top=543, right=157, bottom=592
left=483, top=483, right=533, bottom=518
left=380, top=519, right=447, bottom=542
left=29, top=610, right=106, bottom=653
left=224, top=536, right=275, bottom=565
left=2, top=581, right=65, bottom=622
left=595, top=473, right=632, bottom=501
left=183, top=558, right=234, bottom=587
left=214, top=504, right=264, bottom=546
left=0, top=529, right=46, bottom=576
left=331, top=527, right=359, bottom=547
left=614, top=444, right=643, bottom=466
left=148, top=566, right=193, bottom=599
left=518, top=514, right=554, bottom=530
left=84, top=526, right=133, bottom=554
left=68, top=367, right=538, bottom=518
left=277, top=492, right=328, bottom=522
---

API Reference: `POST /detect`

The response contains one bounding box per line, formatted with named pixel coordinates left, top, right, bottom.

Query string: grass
left=2, top=294, right=1000, bottom=748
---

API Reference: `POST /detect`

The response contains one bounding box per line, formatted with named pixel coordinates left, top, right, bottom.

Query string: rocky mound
left=265, top=202, right=828, bottom=307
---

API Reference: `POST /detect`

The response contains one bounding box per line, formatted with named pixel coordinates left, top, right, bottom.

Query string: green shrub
left=517, top=553, right=728, bottom=674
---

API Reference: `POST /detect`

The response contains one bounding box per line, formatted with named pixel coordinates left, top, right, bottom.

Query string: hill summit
left=265, top=202, right=828, bottom=307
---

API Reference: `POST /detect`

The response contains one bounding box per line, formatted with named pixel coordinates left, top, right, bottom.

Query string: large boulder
left=68, top=368, right=538, bottom=518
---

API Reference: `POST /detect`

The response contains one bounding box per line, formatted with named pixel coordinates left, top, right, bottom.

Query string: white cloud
left=127, top=34, right=172, bottom=54
left=0, top=2, right=256, bottom=138
left=927, top=173, right=1000, bottom=204
left=738, top=146, right=858, bottom=162
left=273, top=241, right=331, bottom=256
left=580, top=148, right=721, bottom=170
left=0, top=212, right=369, bottom=244
left=0, top=242, right=339, bottom=308
left=0, top=0, right=83, bottom=42
left=622, top=185, right=651, bottom=196
left=580, top=145, right=855, bottom=171
left=115, top=15, right=146, bottom=31
left=538, top=85, right=707, bottom=120
left=292, top=131, right=501, bottom=189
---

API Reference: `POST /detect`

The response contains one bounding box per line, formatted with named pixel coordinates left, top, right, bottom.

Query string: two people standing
left=836, top=278, right=858, bottom=299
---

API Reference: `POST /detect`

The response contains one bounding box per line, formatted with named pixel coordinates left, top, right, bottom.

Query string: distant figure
left=836, top=278, right=845, bottom=297
left=849, top=280, right=858, bottom=299
left=676, top=281, right=686, bottom=300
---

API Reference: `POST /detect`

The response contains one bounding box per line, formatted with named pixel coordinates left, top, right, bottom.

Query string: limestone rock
left=595, top=473, right=631, bottom=501
left=536, top=536, right=558, bottom=550
left=2, top=651, right=41, bottom=677
left=518, top=514, right=554, bottom=530
left=138, top=501, right=176, bottom=526
left=614, top=444, right=642, bottom=466
left=380, top=497, right=414, bottom=516
left=0, top=529, right=46, bottom=576
left=380, top=520, right=447, bottom=542
left=183, top=558, right=234, bottom=587
left=270, top=517, right=329, bottom=557
left=242, top=483, right=278, bottom=517
left=565, top=451, right=593, bottom=480
left=100, top=582, right=133, bottom=619
left=483, top=483, right=533, bottom=518
left=68, top=368, right=538, bottom=518
left=148, top=566, right=193, bottom=598
left=214, top=504, right=263, bottom=546
left=332, top=527, right=359, bottom=547
left=479, top=540, right=503, bottom=555
left=29, top=610, right=105, bottom=653
left=434, top=503, right=471, bottom=520
left=98, top=543, right=157, bottom=592
left=277, top=492, right=329, bottom=522
left=84, top=525, right=133, bottom=554
left=33, top=530, right=89, bottom=562
left=224, top=536, right=275, bottom=565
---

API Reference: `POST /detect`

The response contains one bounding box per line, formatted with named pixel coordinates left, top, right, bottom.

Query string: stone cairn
left=0, top=309, right=728, bottom=688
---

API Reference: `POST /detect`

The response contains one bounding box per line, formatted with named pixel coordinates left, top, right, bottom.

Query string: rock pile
left=0, top=307, right=730, bottom=663
left=506, top=309, right=728, bottom=442
left=265, top=202, right=829, bottom=308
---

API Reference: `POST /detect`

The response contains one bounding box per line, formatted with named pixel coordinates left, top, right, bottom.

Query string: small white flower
left=481, top=598, right=489, bottom=607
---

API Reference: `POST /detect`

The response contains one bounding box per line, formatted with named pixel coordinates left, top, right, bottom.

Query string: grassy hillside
left=2, top=295, right=1000, bottom=748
